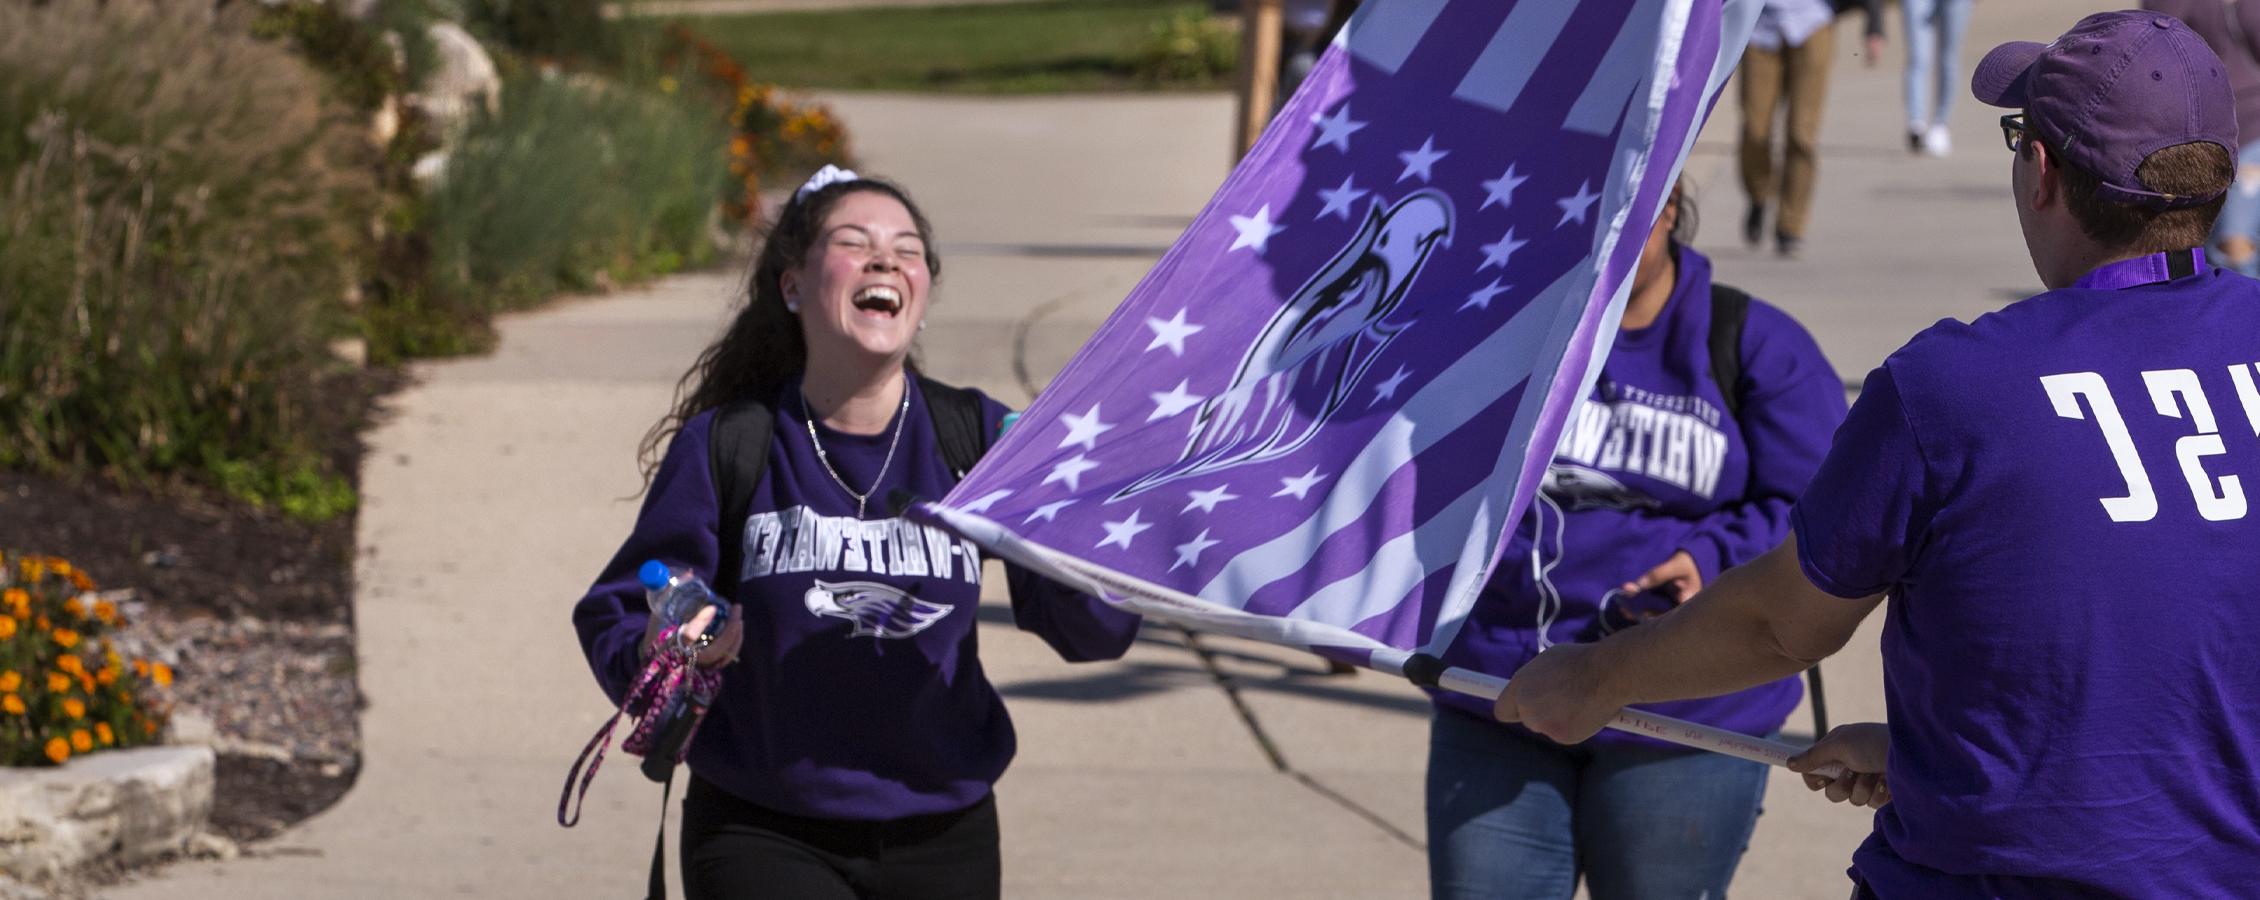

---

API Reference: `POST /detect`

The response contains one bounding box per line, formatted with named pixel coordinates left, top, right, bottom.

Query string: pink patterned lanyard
left=558, top=626, right=724, bottom=827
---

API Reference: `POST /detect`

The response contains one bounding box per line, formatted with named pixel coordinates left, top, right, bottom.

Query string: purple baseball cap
left=1972, top=10, right=2237, bottom=208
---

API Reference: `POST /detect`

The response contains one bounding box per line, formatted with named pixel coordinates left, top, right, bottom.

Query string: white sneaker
left=1922, top=124, right=1952, bottom=157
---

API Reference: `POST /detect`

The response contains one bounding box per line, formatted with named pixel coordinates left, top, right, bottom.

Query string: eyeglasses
left=2000, top=113, right=2031, bottom=153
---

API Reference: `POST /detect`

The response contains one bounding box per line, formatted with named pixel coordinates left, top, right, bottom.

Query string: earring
left=918, top=320, right=927, bottom=331
left=785, top=296, right=800, bottom=313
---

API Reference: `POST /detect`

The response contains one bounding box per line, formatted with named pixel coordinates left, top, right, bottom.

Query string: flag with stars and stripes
left=916, top=0, right=1759, bottom=665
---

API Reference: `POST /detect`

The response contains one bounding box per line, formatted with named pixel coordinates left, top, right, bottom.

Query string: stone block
left=0, top=746, right=215, bottom=879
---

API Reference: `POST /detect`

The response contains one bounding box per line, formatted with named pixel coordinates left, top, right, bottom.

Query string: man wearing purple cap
left=1489, top=10, right=2260, bottom=897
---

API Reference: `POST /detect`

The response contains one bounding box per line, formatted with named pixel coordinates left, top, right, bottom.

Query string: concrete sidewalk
left=108, top=1, right=2112, bottom=896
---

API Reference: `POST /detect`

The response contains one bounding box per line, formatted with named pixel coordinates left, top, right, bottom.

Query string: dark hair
left=637, top=177, right=942, bottom=480
left=2044, top=140, right=2231, bottom=252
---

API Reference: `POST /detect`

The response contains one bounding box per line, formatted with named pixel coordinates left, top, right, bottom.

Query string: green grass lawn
left=672, top=0, right=1233, bottom=94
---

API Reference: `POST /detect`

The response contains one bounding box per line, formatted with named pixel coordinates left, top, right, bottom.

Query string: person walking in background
left=2147, top=0, right=2260, bottom=275
left=1425, top=183, right=1847, bottom=900
left=1498, top=12, right=2260, bottom=896
left=1740, top=0, right=1884, bottom=257
left=573, top=168, right=1141, bottom=899
left=1901, top=0, right=1973, bottom=156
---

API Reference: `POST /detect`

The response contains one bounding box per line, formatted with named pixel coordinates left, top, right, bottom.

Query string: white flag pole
left=1369, top=650, right=1850, bottom=780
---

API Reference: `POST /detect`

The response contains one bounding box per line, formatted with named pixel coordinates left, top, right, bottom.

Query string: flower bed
left=0, top=554, right=171, bottom=768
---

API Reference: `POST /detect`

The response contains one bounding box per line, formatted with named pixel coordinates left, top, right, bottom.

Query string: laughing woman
left=573, top=168, right=1141, bottom=900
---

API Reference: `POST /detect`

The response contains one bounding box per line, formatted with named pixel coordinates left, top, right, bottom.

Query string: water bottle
left=635, top=561, right=730, bottom=782
left=637, top=560, right=731, bottom=636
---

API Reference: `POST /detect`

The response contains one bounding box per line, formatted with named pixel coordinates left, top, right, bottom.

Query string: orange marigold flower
left=96, top=668, right=117, bottom=687
left=77, top=671, right=93, bottom=692
left=52, top=560, right=72, bottom=577
left=44, top=736, right=68, bottom=764
left=96, top=722, right=113, bottom=745
left=57, top=654, right=82, bottom=675
left=2, top=694, right=23, bottom=715
left=47, top=671, right=71, bottom=693
left=0, top=671, right=17, bottom=692
left=2, top=588, right=24, bottom=608
left=52, top=628, right=78, bottom=649
left=70, top=729, right=91, bottom=753
left=0, top=617, right=15, bottom=640
left=94, top=600, right=117, bottom=624
left=151, top=663, right=173, bottom=688
left=133, top=659, right=149, bottom=677
left=62, top=598, right=84, bottom=619
left=71, top=571, right=95, bottom=592
left=62, top=698, right=84, bottom=719
left=143, top=720, right=157, bottom=736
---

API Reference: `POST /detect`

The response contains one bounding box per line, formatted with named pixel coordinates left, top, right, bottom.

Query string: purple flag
left=918, top=0, right=1757, bottom=667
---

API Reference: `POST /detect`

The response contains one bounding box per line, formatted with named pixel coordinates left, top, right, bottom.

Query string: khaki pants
left=1739, top=23, right=1835, bottom=241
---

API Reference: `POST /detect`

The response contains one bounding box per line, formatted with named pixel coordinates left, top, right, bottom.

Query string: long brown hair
left=638, top=177, right=942, bottom=481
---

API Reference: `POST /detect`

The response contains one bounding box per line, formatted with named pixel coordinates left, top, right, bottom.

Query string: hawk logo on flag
left=915, top=0, right=1756, bottom=667
left=1119, top=191, right=1453, bottom=499
left=803, top=580, right=953, bottom=640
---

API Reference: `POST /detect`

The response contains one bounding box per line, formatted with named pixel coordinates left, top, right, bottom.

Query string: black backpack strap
left=708, top=399, right=775, bottom=590
left=915, top=375, right=993, bottom=479
left=1704, top=283, right=1829, bottom=735
left=1706, top=282, right=1752, bottom=419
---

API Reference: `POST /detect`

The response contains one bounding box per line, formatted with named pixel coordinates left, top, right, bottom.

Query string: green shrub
left=1133, top=11, right=1239, bottom=85
left=414, top=73, right=727, bottom=317
left=0, top=0, right=380, bottom=508
left=462, top=0, right=617, bottom=63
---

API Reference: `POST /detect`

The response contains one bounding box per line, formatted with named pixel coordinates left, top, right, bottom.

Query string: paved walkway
left=109, top=1, right=2111, bottom=896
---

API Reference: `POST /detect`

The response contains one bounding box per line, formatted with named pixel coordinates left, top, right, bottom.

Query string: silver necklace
left=801, top=379, right=911, bottom=519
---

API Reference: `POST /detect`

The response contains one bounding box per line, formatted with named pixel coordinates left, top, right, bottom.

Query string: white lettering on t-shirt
left=2143, top=369, right=2246, bottom=522
left=2041, top=367, right=2260, bottom=523
left=737, top=505, right=983, bottom=582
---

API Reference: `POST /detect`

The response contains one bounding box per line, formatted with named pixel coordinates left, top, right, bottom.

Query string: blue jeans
left=1426, top=710, right=1769, bottom=900
left=1901, top=0, right=1973, bottom=131
left=2210, top=140, right=2260, bottom=277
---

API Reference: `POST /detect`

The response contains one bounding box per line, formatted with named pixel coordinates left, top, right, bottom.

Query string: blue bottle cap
left=637, top=560, right=672, bottom=592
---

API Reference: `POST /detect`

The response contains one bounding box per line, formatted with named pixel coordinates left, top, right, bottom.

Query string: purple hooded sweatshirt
left=573, top=381, right=1140, bottom=821
left=1434, top=245, right=1848, bottom=747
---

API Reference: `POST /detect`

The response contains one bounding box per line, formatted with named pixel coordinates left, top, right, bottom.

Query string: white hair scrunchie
left=794, top=164, right=861, bottom=202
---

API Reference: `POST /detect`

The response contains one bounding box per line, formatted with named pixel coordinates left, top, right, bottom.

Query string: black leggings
left=679, top=775, right=1001, bottom=900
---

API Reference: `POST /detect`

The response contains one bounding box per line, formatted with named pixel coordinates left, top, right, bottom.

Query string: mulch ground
left=0, top=368, right=403, bottom=872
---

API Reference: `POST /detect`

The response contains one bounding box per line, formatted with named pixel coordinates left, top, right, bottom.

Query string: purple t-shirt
left=1794, top=251, right=2260, bottom=897
left=573, top=380, right=1140, bottom=821
left=1436, top=246, right=1848, bottom=746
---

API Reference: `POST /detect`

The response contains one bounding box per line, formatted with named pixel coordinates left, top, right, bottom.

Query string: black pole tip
left=1402, top=653, right=1446, bottom=688
left=886, top=489, right=922, bottom=517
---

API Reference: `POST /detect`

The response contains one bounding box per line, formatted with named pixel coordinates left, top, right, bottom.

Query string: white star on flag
left=1183, top=484, right=1240, bottom=514
left=1045, top=454, right=1100, bottom=491
left=1024, top=499, right=1075, bottom=524
left=1170, top=529, right=1223, bottom=571
left=1308, top=103, right=1367, bottom=154
left=1144, top=309, right=1203, bottom=356
left=961, top=490, right=1012, bottom=513
left=1478, top=227, right=1529, bottom=272
left=1397, top=136, right=1448, bottom=183
left=1461, top=278, right=1511, bottom=311
left=1148, top=380, right=1205, bottom=421
left=1228, top=205, right=1286, bottom=254
left=1097, top=509, right=1153, bottom=551
left=1480, top=164, right=1529, bottom=211
left=1316, top=174, right=1368, bottom=221
left=1057, top=404, right=1115, bottom=451
left=1275, top=467, right=1328, bottom=500
left=1556, top=180, right=1601, bottom=227
left=1371, top=365, right=1412, bottom=406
